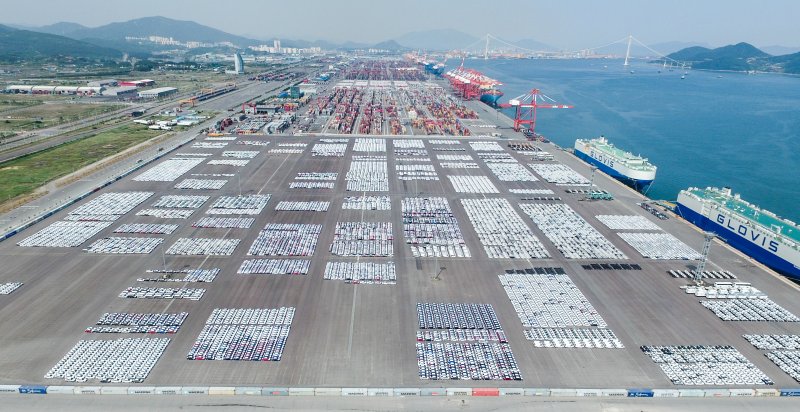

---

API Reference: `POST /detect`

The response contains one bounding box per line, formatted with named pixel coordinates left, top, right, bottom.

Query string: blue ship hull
left=674, top=203, right=800, bottom=281
left=574, top=149, right=653, bottom=191
left=424, top=64, right=445, bottom=76
left=480, top=93, right=502, bottom=107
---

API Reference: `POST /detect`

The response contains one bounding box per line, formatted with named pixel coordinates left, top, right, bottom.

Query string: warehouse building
left=138, top=87, right=178, bottom=99
left=87, top=79, right=118, bottom=87
left=5, top=85, right=103, bottom=95
left=119, top=79, right=156, bottom=87
left=101, top=86, right=138, bottom=97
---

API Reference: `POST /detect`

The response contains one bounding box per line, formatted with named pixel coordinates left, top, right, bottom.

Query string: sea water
left=465, top=58, right=800, bottom=222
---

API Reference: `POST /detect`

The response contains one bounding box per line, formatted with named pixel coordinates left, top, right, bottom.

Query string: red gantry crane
left=499, top=89, right=573, bottom=136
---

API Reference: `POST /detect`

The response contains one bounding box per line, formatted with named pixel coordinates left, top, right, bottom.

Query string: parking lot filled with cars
left=415, top=303, right=521, bottom=380
left=641, top=345, right=773, bottom=386
left=187, top=307, right=295, bottom=362
left=5, top=129, right=800, bottom=391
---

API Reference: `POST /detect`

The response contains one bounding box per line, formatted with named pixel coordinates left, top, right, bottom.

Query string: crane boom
left=499, top=88, right=573, bottom=136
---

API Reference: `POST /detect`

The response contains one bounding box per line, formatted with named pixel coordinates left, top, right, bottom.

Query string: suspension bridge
left=451, top=33, right=691, bottom=68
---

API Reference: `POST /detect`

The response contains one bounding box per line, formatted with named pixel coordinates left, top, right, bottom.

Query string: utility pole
left=434, top=266, right=446, bottom=281
left=585, top=166, right=598, bottom=200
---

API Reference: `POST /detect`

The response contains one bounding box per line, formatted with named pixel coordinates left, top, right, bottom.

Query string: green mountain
left=0, top=24, right=121, bottom=62
left=62, top=16, right=260, bottom=47
left=372, top=40, right=407, bottom=51
left=666, top=42, right=788, bottom=72
left=767, top=51, right=800, bottom=73
left=36, top=22, right=89, bottom=37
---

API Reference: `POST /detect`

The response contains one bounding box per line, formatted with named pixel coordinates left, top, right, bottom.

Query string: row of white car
left=138, top=268, right=220, bottom=283
left=0, top=282, right=23, bottom=295
left=311, top=143, right=347, bottom=157
left=417, top=302, right=502, bottom=330
left=417, top=342, right=521, bottom=381
left=353, top=138, right=386, bottom=152
left=18, top=221, right=111, bottom=248
left=520, top=203, right=627, bottom=260
left=206, top=307, right=295, bottom=326
left=237, top=140, right=271, bottom=146
left=290, top=181, right=335, bottom=189
left=174, top=178, right=227, bottom=190
left=500, top=272, right=609, bottom=328
left=324, top=261, right=396, bottom=284
left=701, top=298, right=800, bottom=322
left=118, top=287, right=205, bottom=300
left=275, top=201, right=330, bottom=212
left=208, top=159, right=249, bottom=166
left=248, top=224, right=322, bottom=256
left=296, top=172, right=338, bottom=181
left=440, top=162, right=479, bottom=169
left=402, top=197, right=470, bottom=259
left=238, top=259, right=310, bottom=275
left=151, top=195, right=209, bottom=209
left=618, top=232, right=701, bottom=260
left=524, top=327, right=624, bottom=349
left=330, top=221, right=393, bottom=257
left=165, top=238, right=240, bottom=256
left=447, top=175, right=499, bottom=194
left=528, top=163, right=590, bottom=186
left=114, top=223, right=178, bottom=234
left=134, top=158, right=204, bottom=182
left=394, top=149, right=428, bottom=157
left=346, top=159, right=389, bottom=192
left=206, top=194, right=271, bottom=215
left=221, top=150, right=259, bottom=159
left=342, top=196, right=391, bottom=210
left=461, top=198, right=549, bottom=259
left=45, top=338, right=170, bottom=383
left=85, top=237, right=163, bottom=254
left=136, top=208, right=194, bottom=219
left=192, top=217, right=254, bottom=229
left=744, top=334, right=800, bottom=350
left=642, top=345, right=773, bottom=386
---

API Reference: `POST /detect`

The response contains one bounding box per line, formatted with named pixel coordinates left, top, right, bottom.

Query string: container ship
left=425, top=62, right=446, bottom=76
left=676, top=187, right=800, bottom=281
left=573, top=136, right=656, bottom=191
left=405, top=53, right=446, bottom=76
left=444, top=66, right=504, bottom=107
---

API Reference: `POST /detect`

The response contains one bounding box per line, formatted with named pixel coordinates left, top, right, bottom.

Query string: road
left=0, top=76, right=298, bottom=233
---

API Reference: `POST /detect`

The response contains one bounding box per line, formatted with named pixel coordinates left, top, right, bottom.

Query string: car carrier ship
left=676, top=187, right=800, bottom=281
left=574, top=136, right=656, bottom=191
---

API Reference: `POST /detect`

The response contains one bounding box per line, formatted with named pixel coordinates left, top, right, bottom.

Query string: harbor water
left=466, top=58, right=800, bottom=222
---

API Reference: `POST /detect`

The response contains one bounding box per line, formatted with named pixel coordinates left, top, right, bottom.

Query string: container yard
left=1, top=58, right=800, bottom=398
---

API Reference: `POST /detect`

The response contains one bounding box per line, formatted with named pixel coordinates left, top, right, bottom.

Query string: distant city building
left=248, top=42, right=322, bottom=54
left=124, top=36, right=237, bottom=49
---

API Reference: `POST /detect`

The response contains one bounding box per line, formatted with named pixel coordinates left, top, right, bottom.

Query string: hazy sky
left=3, top=0, right=799, bottom=48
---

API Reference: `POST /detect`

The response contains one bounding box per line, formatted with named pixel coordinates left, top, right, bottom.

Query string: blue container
left=780, top=389, right=800, bottom=397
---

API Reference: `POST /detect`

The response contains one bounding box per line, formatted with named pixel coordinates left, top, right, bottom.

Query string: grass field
left=0, top=102, right=125, bottom=132
left=0, top=124, right=162, bottom=202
